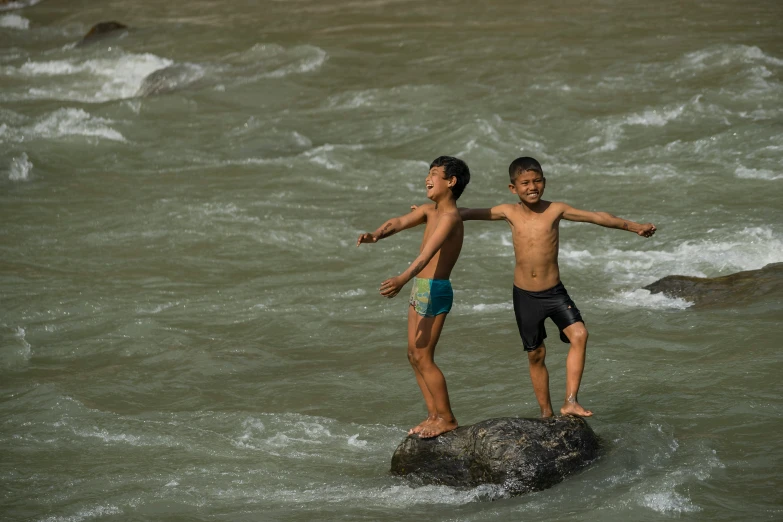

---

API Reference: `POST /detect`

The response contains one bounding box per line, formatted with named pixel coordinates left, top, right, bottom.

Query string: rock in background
left=391, top=416, right=601, bottom=496
left=78, top=21, right=128, bottom=46
left=644, top=262, right=782, bottom=308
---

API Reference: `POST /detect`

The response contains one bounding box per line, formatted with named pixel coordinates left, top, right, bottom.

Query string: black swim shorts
left=512, top=281, right=584, bottom=351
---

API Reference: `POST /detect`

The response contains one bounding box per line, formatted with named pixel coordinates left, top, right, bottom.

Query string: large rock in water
left=391, top=416, right=600, bottom=496
left=644, top=262, right=783, bottom=308
left=78, top=22, right=128, bottom=46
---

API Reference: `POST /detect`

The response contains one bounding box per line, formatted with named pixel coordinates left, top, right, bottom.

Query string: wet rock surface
left=136, top=64, right=205, bottom=97
left=78, top=21, right=128, bottom=46
left=391, top=416, right=601, bottom=496
left=644, top=262, right=783, bottom=308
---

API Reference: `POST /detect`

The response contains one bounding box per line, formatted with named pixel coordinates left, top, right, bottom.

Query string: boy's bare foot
left=418, top=417, right=457, bottom=438
left=408, top=418, right=434, bottom=435
left=560, top=401, right=593, bottom=417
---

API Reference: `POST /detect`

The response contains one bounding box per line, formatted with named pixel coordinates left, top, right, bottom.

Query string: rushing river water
left=1, top=1, right=782, bottom=520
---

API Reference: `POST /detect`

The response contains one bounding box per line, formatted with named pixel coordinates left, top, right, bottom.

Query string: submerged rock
left=644, top=262, right=783, bottom=308
left=136, top=64, right=206, bottom=97
left=391, top=416, right=600, bottom=496
left=78, top=21, right=128, bottom=46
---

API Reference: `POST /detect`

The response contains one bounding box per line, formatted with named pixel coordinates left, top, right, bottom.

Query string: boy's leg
left=406, top=306, right=438, bottom=435
left=560, top=322, right=592, bottom=417
left=406, top=306, right=457, bottom=438
left=527, top=343, right=554, bottom=418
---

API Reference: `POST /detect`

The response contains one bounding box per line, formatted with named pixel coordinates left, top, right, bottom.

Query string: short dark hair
left=508, top=157, right=543, bottom=182
left=430, top=156, right=470, bottom=200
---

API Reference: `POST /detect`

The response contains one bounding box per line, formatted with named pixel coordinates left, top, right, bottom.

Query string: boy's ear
left=448, top=176, right=456, bottom=187
left=508, top=183, right=517, bottom=194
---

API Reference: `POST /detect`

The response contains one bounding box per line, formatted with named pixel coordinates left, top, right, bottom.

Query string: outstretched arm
left=379, top=214, right=459, bottom=298
left=459, top=205, right=509, bottom=221
left=561, top=204, right=656, bottom=237
left=356, top=205, right=428, bottom=246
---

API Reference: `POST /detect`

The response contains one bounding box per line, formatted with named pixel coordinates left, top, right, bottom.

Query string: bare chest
left=510, top=216, right=559, bottom=248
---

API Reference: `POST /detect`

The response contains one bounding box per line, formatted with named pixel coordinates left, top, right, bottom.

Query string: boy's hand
left=356, top=232, right=377, bottom=246
left=380, top=276, right=404, bottom=298
left=637, top=224, right=656, bottom=238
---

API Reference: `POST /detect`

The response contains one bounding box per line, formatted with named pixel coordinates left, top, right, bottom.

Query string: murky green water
left=1, top=0, right=782, bottom=520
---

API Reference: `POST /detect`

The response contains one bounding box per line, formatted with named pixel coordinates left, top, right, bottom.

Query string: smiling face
left=509, top=169, right=545, bottom=204
left=425, top=165, right=454, bottom=201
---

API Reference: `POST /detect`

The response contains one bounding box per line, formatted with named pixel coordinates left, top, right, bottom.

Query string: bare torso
left=417, top=204, right=463, bottom=280
left=504, top=200, right=563, bottom=291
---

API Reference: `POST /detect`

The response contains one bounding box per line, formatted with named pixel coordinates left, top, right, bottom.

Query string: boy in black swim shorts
left=460, top=157, right=656, bottom=417
left=513, top=282, right=583, bottom=351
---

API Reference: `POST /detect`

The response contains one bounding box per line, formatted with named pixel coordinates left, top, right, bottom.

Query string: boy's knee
left=569, top=325, right=588, bottom=344
left=407, top=346, right=426, bottom=366
left=527, top=345, right=546, bottom=365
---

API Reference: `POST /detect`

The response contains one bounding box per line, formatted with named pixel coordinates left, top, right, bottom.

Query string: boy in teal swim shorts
left=357, top=156, right=470, bottom=438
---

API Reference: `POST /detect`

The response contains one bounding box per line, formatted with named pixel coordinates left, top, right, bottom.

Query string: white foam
left=641, top=492, right=701, bottom=514
left=470, top=302, right=513, bottom=312
left=347, top=434, right=367, bottom=447
left=74, top=428, right=142, bottom=445
left=19, top=60, right=82, bottom=75
left=231, top=414, right=399, bottom=458
left=263, top=45, right=327, bottom=78
left=301, top=143, right=364, bottom=171
left=5, top=52, right=173, bottom=102
left=601, top=289, right=692, bottom=310
left=339, top=289, right=366, bottom=298
left=291, top=131, right=312, bottom=148
left=28, top=108, right=125, bottom=142
left=72, top=427, right=175, bottom=447
left=192, top=202, right=261, bottom=224
left=559, top=248, right=596, bottom=268
left=8, top=152, right=32, bottom=180
left=327, top=89, right=379, bottom=109
left=41, top=504, right=122, bottom=522
left=227, top=43, right=286, bottom=63
left=563, top=226, right=783, bottom=281
left=272, top=483, right=508, bottom=506
left=683, top=44, right=783, bottom=70
left=231, top=44, right=328, bottom=84
left=0, top=14, right=29, bottom=29
left=0, top=0, right=43, bottom=12
left=735, top=166, right=783, bottom=181
left=625, top=104, right=686, bottom=127
left=588, top=125, right=621, bottom=153
left=15, top=326, right=31, bottom=359
left=136, top=302, right=177, bottom=314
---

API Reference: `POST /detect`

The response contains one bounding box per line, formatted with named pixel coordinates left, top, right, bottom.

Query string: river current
left=1, top=1, right=781, bottom=520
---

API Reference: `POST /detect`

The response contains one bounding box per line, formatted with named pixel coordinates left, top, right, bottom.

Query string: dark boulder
left=136, top=64, right=205, bottom=97
left=391, top=416, right=600, bottom=496
left=644, top=262, right=783, bottom=308
left=78, top=21, right=128, bottom=46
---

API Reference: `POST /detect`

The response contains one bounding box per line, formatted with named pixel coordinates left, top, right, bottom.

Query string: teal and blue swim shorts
left=409, top=277, right=453, bottom=317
